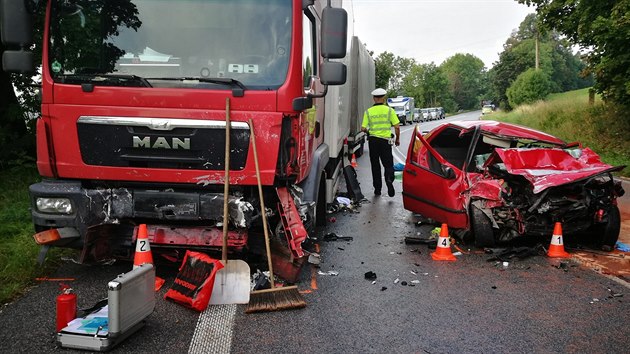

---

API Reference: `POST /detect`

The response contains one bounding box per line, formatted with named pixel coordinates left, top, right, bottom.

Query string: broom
left=246, top=118, right=306, bottom=313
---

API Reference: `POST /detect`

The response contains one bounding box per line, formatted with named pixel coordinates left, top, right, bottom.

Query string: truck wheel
left=315, top=175, right=327, bottom=227
left=354, top=141, right=364, bottom=158
left=593, top=205, right=620, bottom=251
left=471, top=205, right=495, bottom=248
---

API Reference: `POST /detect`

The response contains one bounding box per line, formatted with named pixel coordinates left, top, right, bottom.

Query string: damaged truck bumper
left=30, top=179, right=254, bottom=261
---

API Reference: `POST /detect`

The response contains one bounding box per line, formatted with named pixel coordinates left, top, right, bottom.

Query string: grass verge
left=488, top=88, right=630, bottom=178
left=0, top=165, right=68, bottom=304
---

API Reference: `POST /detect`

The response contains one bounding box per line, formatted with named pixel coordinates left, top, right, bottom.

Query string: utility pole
left=535, top=33, right=540, bottom=70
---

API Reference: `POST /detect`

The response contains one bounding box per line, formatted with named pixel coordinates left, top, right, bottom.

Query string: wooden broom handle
left=222, top=98, right=230, bottom=263
left=249, top=118, right=276, bottom=288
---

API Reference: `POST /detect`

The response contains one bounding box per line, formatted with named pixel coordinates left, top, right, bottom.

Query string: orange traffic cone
left=133, top=224, right=153, bottom=268
left=351, top=153, right=358, bottom=168
left=431, top=223, right=456, bottom=261
left=547, top=222, right=570, bottom=258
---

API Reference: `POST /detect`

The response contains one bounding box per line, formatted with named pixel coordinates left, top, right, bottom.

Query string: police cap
left=371, top=88, right=387, bottom=97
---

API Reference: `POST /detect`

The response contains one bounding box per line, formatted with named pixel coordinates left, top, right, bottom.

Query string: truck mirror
left=1, top=0, right=34, bottom=47
left=321, top=7, right=347, bottom=59
left=301, top=0, right=314, bottom=10
left=2, top=50, right=34, bottom=73
left=320, top=61, right=346, bottom=86
left=292, top=96, right=313, bottom=111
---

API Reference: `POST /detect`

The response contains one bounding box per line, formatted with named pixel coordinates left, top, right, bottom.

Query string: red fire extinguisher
left=56, top=284, right=77, bottom=332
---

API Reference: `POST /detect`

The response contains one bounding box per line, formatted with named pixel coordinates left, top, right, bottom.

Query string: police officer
left=361, top=88, right=400, bottom=197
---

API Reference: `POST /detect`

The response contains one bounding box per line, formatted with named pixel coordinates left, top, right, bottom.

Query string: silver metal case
left=57, top=264, right=155, bottom=351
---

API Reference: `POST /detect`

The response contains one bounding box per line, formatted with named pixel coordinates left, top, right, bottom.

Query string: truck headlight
left=36, top=197, right=73, bottom=214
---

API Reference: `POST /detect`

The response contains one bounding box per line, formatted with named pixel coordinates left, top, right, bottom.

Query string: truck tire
left=470, top=205, right=495, bottom=248
left=315, top=174, right=327, bottom=227
left=593, top=205, right=620, bottom=251
left=354, top=141, right=365, bottom=158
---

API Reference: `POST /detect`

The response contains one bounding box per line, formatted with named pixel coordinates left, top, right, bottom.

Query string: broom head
left=245, top=285, right=306, bottom=313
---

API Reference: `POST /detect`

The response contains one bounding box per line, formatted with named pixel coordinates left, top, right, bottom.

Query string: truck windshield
left=48, top=0, right=292, bottom=90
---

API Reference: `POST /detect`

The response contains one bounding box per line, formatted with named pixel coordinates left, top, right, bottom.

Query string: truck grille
left=77, top=116, right=250, bottom=170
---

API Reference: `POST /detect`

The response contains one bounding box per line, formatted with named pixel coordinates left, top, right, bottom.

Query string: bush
left=506, top=69, right=552, bottom=108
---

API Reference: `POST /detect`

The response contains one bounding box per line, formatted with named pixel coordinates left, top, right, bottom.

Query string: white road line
left=189, top=304, right=237, bottom=354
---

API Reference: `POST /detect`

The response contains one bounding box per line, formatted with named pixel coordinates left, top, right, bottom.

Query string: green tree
left=0, top=7, right=45, bottom=169
left=401, top=64, right=425, bottom=107
left=489, top=13, right=592, bottom=110
left=506, top=68, right=551, bottom=107
left=390, top=56, right=415, bottom=96
left=0, top=1, right=142, bottom=169
left=519, top=0, right=630, bottom=107
left=421, top=63, right=452, bottom=110
left=374, top=51, right=395, bottom=91
left=441, top=53, right=486, bottom=110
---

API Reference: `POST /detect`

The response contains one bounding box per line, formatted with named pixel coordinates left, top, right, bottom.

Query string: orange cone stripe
left=134, top=224, right=154, bottom=268
left=431, top=224, right=457, bottom=261
left=547, top=222, right=570, bottom=258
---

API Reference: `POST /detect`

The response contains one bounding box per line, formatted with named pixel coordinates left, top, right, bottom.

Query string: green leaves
left=506, top=68, right=551, bottom=107
left=520, top=0, right=630, bottom=107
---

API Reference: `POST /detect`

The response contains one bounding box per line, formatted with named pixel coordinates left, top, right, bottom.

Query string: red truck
left=1, top=0, right=374, bottom=262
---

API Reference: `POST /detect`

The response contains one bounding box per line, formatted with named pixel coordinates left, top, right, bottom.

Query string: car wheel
left=470, top=205, right=495, bottom=248
left=593, top=205, right=620, bottom=251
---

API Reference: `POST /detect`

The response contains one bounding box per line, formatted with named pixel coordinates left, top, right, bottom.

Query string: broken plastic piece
left=323, top=233, right=353, bottom=242
left=318, top=270, right=339, bottom=276
left=364, top=271, right=377, bottom=280
left=336, top=196, right=351, bottom=205
left=308, top=253, right=321, bottom=265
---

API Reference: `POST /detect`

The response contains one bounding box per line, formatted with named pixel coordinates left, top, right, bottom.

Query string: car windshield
left=48, top=0, right=292, bottom=90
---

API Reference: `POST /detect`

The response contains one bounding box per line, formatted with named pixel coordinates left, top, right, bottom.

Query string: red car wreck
left=402, top=120, right=625, bottom=250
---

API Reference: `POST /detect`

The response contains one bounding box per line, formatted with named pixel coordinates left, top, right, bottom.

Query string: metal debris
left=308, top=253, right=321, bottom=265
left=323, top=233, right=353, bottom=242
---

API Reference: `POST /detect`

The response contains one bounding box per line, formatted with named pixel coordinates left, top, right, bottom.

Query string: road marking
left=189, top=304, right=236, bottom=354
left=393, top=147, right=406, bottom=164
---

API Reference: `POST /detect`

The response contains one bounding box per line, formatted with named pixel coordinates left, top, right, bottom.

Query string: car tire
left=593, top=205, right=620, bottom=251
left=471, top=205, right=495, bottom=248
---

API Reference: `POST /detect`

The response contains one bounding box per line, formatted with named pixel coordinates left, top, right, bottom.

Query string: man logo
left=133, top=136, right=191, bottom=150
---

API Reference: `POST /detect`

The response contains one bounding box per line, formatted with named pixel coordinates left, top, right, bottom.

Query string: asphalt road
left=0, top=111, right=628, bottom=353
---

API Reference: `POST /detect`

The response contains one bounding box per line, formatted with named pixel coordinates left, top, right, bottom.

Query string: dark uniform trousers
left=368, top=136, right=394, bottom=191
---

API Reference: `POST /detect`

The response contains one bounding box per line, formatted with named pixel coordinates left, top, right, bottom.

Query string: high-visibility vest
left=362, top=104, right=399, bottom=139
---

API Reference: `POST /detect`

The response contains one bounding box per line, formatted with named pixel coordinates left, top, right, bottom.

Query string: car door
left=402, top=126, right=469, bottom=228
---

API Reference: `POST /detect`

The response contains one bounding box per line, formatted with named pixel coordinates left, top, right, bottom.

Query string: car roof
left=447, top=120, right=566, bottom=145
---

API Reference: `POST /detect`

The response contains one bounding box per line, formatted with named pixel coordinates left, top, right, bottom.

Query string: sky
left=351, top=0, right=535, bottom=69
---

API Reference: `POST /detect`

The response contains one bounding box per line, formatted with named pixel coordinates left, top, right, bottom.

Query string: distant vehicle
left=482, top=105, right=493, bottom=115
left=402, top=120, right=624, bottom=250
left=428, top=107, right=439, bottom=120
left=387, top=96, right=415, bottom=125
left=420, top=108, right=430, bottom=122
left=436, top=107, right=446, bottom=119
left=413, top=108, right=421, bottom=123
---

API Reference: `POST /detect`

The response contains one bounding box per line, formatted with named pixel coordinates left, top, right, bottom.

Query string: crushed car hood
left=489, top=147, right=624, bottom=194
left=455, top=120, right=567, bottom=146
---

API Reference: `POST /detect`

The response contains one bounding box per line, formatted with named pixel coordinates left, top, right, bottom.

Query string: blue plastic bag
left=615, top=241, right=630, bottom=252
left=393, top=162, right=405, bottom=171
